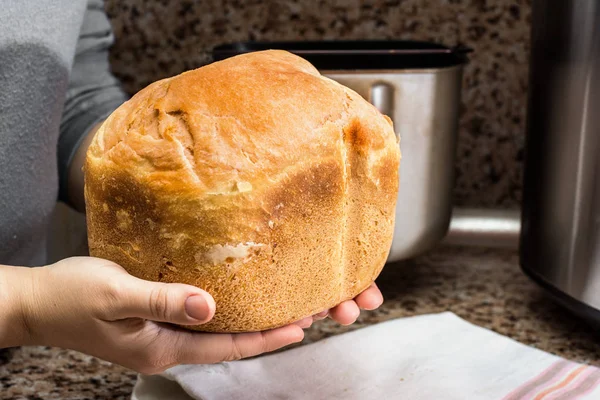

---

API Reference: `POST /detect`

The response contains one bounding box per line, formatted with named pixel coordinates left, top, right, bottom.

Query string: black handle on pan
left=213, top=45, right=473, bottom=58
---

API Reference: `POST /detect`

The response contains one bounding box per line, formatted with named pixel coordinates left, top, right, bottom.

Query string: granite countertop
left=2, top=246, right=599, bottom=399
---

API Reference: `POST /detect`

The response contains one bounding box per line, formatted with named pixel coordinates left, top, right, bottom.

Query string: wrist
left=0, top=265, right=37, bottom=347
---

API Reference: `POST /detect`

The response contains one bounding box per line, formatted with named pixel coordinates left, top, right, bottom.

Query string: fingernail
left=185, top=295, right=210, bottom=322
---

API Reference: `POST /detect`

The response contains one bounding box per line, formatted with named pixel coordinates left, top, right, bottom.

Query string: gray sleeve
left=57, top=0, right=128, bottom=204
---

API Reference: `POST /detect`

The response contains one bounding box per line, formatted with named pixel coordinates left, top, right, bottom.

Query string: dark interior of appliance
left=213, top=40, right=469, bottom=70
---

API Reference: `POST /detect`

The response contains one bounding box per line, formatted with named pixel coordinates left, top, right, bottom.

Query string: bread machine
left=521, top=0, right=600, bottom=323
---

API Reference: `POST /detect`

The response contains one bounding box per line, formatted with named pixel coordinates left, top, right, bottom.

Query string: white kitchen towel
left=131, top=312, right=600, bottom=400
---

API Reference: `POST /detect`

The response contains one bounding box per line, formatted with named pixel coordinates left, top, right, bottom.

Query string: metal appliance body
left=325, top=67, right=462, bottom=260
left=521, top=0, right=600, bottom=320
left=214, top=41, right=467, bottom=261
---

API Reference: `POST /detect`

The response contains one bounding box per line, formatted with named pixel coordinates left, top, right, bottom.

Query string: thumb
left=111, top=276, right=216, bottom=325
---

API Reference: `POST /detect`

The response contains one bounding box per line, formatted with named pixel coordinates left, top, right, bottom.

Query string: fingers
left=217, top=325, right=305, bottom=363
left=294, top=316, right=314, bottom=329
left=143, top=324, right=305, bottom=371
left=313, top=310, right=329, bottom=321
left=329, top=300, right=360, bottom=325
left=106, top=276, right=216, bottom=325
left=319, top=283, right=383, bottom=325
left=353, top=283, right=384, bottom=310
left=117, top=282, right=382, bottom=373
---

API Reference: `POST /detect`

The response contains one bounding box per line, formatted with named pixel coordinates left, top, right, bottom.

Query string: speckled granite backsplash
left=105, top=0, right=531, bottom=208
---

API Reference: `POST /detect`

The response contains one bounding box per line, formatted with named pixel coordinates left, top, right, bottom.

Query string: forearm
left=59, top=0, right=127, bottom=210
left=67, top=121, right=103, bottom=213
left=0, top=265, right=35, bottom=348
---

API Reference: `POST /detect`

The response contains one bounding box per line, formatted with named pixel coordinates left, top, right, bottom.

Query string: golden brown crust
left=84, top=50, right=400, bottom=332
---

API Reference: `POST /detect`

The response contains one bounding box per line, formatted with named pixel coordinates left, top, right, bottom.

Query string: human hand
left=311, top=283, right=384, bottom=325
left=16, top=257, right=306, bottom=374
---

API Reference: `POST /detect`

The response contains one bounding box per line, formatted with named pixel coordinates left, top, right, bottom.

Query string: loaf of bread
left=84, top=50, right=400, bottom=332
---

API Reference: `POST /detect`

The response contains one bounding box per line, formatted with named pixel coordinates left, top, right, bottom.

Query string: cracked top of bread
left=87, top=50, right=396, bottom=196
left=84, top=50, right=400, bottom=333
